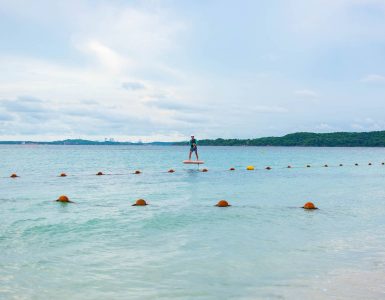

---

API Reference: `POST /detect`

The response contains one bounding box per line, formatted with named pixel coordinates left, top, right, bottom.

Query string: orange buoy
left=132, top=199, right=148, bottom=206
left=168, top=169, right=175, bottom=173
left=302, top=202, right=318, bottom=210
left=96, top=171, right=104, bottom=176
left=215, top=200, right=231, bottom=207
left=56, top=195, right=72, bottom=203
left=60, top=173, right=67, bottom=177
left=306, top=165, right=311, bottom=168
left=134, top=170, right=141, bottom=174
left=229, top=167, right=235, bottom=171
left=201, top=168, right=208, bottom=172
left=10, top=173, right=18, bottom=178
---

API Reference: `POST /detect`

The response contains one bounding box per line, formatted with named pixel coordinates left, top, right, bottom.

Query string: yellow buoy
left=132, top=199, right=148, bottom=206
left=246, top=166, right=254, bottom=170
left=302, top=202, right=318, bottom=210
left=215, top=200, right=231, bottom=207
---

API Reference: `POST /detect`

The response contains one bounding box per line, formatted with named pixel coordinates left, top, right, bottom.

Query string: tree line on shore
left=174, top=131, right=385, bottom=147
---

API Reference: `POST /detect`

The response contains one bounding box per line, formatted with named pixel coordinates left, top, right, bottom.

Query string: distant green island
left=178, top=131, right=385, bottom=147
left=0, top=131, right=384, bottom=147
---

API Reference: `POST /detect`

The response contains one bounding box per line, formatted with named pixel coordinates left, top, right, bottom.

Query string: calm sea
left=1, top=145, right=385, bottom=299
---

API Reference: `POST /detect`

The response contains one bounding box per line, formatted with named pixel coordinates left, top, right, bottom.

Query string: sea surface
left=1, top=145, right=385, bottom=299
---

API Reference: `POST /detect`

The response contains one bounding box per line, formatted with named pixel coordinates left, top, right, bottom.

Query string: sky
left=0, top=0, right=385, bottom=142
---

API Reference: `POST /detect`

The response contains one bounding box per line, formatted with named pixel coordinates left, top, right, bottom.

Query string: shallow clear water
left=1, top=145, right=385, bottom=299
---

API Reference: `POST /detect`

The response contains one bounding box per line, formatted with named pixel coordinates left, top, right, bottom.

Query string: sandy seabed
left=254, top=268, right=385, bottom=299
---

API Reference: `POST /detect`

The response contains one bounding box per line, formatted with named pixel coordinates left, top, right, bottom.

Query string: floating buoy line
left=3, top=161, right=384, bottom=179
left=5, top=163, right=383, bottom=209
left=51, top=195, right=318, bottom=211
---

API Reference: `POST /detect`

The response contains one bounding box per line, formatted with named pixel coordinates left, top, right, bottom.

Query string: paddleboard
left=183, top=160, right=204, bottom=164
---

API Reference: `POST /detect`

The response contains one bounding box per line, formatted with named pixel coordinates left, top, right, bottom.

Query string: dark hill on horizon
left=175, top=131, right=385, bottom=147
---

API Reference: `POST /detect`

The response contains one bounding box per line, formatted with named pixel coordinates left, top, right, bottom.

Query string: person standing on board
left=189, top=135, right=199, bottom=160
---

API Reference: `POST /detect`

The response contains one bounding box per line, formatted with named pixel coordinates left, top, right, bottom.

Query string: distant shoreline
left=1, top=131, right=384, bottom=147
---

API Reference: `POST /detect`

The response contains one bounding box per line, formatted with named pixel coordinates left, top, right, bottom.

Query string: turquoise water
left=1, top=145, right=385, bottom=299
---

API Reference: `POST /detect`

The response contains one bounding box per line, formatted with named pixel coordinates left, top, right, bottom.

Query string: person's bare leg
left=189, top=151, right=192, bottom=160
left=195, top=151, right=199, bottom=160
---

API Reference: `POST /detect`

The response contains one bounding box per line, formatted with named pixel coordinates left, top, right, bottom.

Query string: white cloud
left=295, top=89, right=318, bottom=98
left=261, top=53, right=280, bottom=62
left=283, top=0, right=385, bottom=47
left=361, top=74, right=385, bottom=83
left=122, top=82, right=146, bottom=90
left=0, top=2, right=199, bottom=141
left=1, top=1, right=385, bottom=140
left=317, top=123, right=334, bottom=130
left=79, top=40, right=129, bottom=73
left=351, top=123, right=365, bottom=130
left=251, top=105, right=288, bottom=113
left=350, top=117, right=385, bottom=131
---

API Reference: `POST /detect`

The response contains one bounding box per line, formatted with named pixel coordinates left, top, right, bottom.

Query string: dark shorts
left=190, top=146, right=197, bottom=152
